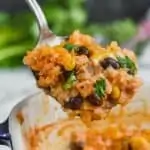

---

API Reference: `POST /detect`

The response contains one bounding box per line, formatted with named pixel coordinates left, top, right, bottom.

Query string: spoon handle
left=25, top=0, right=53, bottom=34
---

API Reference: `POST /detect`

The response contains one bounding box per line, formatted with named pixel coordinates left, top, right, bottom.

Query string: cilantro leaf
left=64, top=43, right=77, bottom=51
left=117, top=56, right=137, bottom=75
left=94, top=79, right=106, bottom=98
left=63, top=71, right=76, bottom=90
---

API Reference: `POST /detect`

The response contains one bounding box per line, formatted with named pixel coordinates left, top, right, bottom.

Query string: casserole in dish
left=0, top=83, right=150, bottom=150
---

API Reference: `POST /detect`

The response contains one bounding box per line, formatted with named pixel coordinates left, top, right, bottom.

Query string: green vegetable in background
left=0, top=11, right=36, bottom=68
left=0, top=0, right=86, bottom=68
left=85, top=19, right=137, bottom=45
left=44, top=0, right=87, bottom=35
left=94, top=78, right=106, bottom=98
left=0, top=12, right=9, bottom=25
left=0, top=0, right=138, bottom=68
left=0, top=26, right=31, bottom=48
left=105, top=19, right=137, bottom=44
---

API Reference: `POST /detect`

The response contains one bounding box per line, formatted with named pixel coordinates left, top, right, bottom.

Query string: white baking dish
left=0, top=83, right=150, bottom=150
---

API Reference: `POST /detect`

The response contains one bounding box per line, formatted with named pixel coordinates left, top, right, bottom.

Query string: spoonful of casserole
left=24, top=0, right=142, bottom=122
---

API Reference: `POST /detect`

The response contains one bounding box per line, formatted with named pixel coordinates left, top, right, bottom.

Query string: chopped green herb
left=117, top=56, right=137, bottom=75
left=63, top=71, right=76, bottom=90
left=94, top=79, right=106, bottom=98
left=64, top=43, right=77, bottom=51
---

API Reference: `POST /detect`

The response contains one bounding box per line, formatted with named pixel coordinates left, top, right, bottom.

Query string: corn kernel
left=80, top=110, right=92, bottom=124
left=111, top=86, right=121, bottom=100
left=130, top=137, right=150, bottom=150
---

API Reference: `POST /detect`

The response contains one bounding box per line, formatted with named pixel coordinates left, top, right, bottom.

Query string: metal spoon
left=25, top=0, right=65, bottom=47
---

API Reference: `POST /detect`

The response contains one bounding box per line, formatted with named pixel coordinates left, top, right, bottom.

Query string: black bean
left=63, top=70, right=72, bottom=79
left=64, top=36, right=70, bottom=41
left=87, top=93, right=103, bottom=106
left=127, top=70, right=134, bottom=75
left=100, top=57, right=120, bottom=69
left=76, top=46, right=89, bottom=56
left=70, top=142, right=84, bottom=150
left=64, top=96, right=83, bottom=110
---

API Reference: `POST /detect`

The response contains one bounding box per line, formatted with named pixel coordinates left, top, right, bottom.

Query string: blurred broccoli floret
left=85, top=19, right=137, bottom=44
left=103, top=19, right=137, bottom=44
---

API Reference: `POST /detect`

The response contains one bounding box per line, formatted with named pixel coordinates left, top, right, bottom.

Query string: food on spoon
left=24, top=30, right=142, bottom=121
